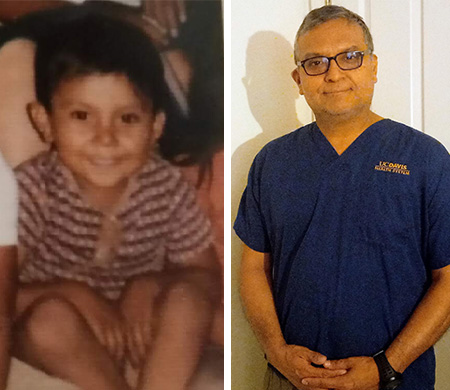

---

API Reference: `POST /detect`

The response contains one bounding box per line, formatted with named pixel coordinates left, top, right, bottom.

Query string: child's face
left=34, top=73, right=165, bottom=192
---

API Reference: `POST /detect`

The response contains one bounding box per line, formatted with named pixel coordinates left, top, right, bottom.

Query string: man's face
left=292, top=18, right=378, bottom=119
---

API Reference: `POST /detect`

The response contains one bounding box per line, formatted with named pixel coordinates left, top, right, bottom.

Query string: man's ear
left=27, top=102, right=53, bottom=144
left=291, top=68, right=304, bottom=95
left=152, top=111, right=166, bottom=141
left=371, top=54, right=378, bottom=83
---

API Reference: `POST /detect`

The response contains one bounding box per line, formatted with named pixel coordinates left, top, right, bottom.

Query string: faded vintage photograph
left=0, top=1, right=223, bottom=389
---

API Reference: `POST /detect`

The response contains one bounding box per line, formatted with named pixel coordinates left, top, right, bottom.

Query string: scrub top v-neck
left=234, top=119, right=450, bottom=389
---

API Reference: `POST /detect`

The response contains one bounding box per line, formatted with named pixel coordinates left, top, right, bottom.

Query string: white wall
left=231, top=1, right=450, bottom=389
left=423, top=2, right=450, bottom=386
left=423, top=1, right=450, bottom=147
left=231, top=3, right=307, bottom=388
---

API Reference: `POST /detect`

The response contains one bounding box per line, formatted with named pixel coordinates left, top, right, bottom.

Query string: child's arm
left=120, top=275, right=162, bottom=367
left=0, top=246, right=17, bottom=390
left=171, top=245, right=221, bottom=304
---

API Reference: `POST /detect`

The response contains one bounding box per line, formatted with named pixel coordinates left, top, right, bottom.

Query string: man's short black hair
left=35, top=10, right=169, bottom=112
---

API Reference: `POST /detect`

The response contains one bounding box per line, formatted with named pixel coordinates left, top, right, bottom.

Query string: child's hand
left=61, top=282, right=126, bottom=363
left=119, top=276, right=161, bottom=367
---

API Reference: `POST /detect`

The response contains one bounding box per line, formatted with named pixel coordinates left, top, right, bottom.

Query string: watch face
left=384, top=378, right=402, bottom=390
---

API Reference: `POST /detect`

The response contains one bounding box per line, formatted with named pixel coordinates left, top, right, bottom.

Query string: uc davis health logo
left=374, top=161, right=410, bottom=175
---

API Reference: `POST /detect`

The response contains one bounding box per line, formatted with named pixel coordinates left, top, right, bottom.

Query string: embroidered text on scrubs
left=374, top=161, right=410, bottom=175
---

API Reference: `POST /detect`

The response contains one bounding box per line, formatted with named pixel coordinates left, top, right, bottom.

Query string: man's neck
left=315, top=110, right=384, bottom=155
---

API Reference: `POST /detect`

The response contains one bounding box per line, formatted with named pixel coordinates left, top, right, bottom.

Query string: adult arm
left=0, top=1, right=69, bottom=22
left=0, top=246, right=17, bottom=390
left=302, top=263, right=450, bottom=389
left=240, top=244, right=346, bottom=390
left=387, top=264, right=450, bottom=371
left=167, top=244, right=222, bottom=305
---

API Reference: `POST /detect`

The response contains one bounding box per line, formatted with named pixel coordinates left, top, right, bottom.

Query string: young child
left=14, top=11, right=219, bottom=390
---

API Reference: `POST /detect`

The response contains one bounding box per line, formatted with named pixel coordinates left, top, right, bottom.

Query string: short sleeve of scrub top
left=234, top=148, right=271, bottom=253
left=422, top=140, right=450, bottom=270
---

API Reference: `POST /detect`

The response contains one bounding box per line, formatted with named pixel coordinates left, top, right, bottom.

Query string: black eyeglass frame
left=296, top=50, right=371, bottom=76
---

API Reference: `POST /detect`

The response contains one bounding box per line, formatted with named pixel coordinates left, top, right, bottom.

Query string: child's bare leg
left=14, top=294, right=131, bottom=390
left=137, top=273, right=216, bottom=390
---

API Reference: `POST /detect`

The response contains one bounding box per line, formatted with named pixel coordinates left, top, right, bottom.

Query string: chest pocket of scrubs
left=356, top=174, right=416, bottom=246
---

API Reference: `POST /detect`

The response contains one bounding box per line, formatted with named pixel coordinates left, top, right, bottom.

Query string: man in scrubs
left=234, top=5, right=450, bottom=390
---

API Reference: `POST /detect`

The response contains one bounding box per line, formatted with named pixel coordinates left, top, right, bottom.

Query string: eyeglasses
left=297, top=50, right=369, bottom=76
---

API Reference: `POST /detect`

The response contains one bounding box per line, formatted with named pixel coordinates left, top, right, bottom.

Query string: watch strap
left=373, top=350, right=402, bottom=389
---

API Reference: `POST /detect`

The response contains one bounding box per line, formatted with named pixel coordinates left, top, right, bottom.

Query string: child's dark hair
left=34, top=10, right=169, bottom=113
left=4, top=2, right=223, bottom=178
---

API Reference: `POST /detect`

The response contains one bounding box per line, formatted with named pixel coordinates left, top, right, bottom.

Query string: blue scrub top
left=234, top=119, right=450, bottom=389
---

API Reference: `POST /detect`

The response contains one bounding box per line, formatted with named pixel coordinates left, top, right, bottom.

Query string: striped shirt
left=15, top=151, right=212, bottom=300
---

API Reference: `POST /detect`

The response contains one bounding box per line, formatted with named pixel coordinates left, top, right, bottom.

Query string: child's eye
left=121, top=113, right=140, bottom=124
left=71, top=111, right=89, bottom=120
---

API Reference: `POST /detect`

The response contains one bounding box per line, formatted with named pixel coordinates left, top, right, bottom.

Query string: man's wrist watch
left=373, top=350, right=403, bottom=390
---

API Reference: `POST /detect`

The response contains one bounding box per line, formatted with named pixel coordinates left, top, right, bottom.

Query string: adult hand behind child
left=142, top=0, right=186, bottom=39
left=119, top=275, right=161, bottom=368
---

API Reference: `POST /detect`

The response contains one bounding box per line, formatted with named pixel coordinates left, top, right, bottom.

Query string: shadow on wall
left=231, top=31, right=303, bottom=390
